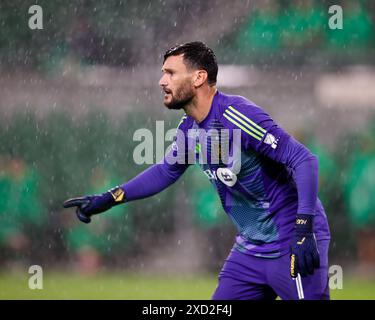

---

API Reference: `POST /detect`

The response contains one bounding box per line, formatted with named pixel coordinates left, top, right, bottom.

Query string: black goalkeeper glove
left=63, top=186, right=125, bottom=223
left=290, top=214, right=320, bottom=278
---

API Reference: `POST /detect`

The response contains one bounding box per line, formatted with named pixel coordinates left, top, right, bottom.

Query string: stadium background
left=0, top=0, right=375, bottom=299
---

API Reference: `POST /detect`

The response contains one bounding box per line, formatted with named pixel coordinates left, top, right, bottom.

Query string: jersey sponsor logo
left=203, top=169, right=217, bottom=180
left=263, top=133, right=278, bottom=149
left=217, top=168, right=237, bottom=187
left=202, top=167, right=238, bottom=187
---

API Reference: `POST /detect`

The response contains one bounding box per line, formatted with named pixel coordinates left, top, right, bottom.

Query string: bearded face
left=162, top=77, right=194, bottom=110
left=159, top=55, right=196, bottom=110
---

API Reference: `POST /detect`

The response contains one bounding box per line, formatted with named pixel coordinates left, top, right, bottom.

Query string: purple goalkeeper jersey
left=122, top=91, right=331, bottom=258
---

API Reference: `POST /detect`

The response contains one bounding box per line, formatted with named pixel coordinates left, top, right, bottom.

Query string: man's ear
left=193, top=70, right=208, bottom=88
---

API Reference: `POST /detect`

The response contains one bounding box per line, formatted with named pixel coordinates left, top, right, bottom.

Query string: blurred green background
left=1, top=0, right=375, bottom=299
left=1, top=272, right=375, bottom=300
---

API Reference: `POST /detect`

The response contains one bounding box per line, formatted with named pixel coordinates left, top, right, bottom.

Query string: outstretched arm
left=121, top=159, right=189, bottom=202
left=63, top=124, right=191, bottom=224
left=63, top=155, right=189, bottom=223
left=63, top=114, right=192, bottom=223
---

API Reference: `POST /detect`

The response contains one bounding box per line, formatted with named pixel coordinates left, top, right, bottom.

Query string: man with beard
left=63, top=42, right=331, bottom=300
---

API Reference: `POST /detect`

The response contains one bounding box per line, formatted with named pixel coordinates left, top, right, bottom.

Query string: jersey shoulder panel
left=217, top=93, right=294, bottom=161
left=217, top=93, right=272, bottom=144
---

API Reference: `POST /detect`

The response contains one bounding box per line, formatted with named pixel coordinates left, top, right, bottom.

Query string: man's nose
left=159, top=74, right=167, bottom=87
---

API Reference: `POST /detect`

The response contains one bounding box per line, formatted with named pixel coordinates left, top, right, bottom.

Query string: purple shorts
left=212, top=240, right=330, bottom=300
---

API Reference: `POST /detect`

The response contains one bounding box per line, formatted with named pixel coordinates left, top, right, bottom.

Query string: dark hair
left=163, top=41, right=218, bottom=86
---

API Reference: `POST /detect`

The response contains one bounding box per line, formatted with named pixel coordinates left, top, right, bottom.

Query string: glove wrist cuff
left=107, top=186, right=126, bottom=205
left=295, top=214, right=314, bottom=234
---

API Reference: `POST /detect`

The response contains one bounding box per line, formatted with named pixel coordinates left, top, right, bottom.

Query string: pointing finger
left=63, top=197, right=90, bottom=208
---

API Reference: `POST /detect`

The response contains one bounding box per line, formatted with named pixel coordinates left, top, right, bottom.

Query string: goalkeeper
left=63, top=42, right=330, bottom=300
